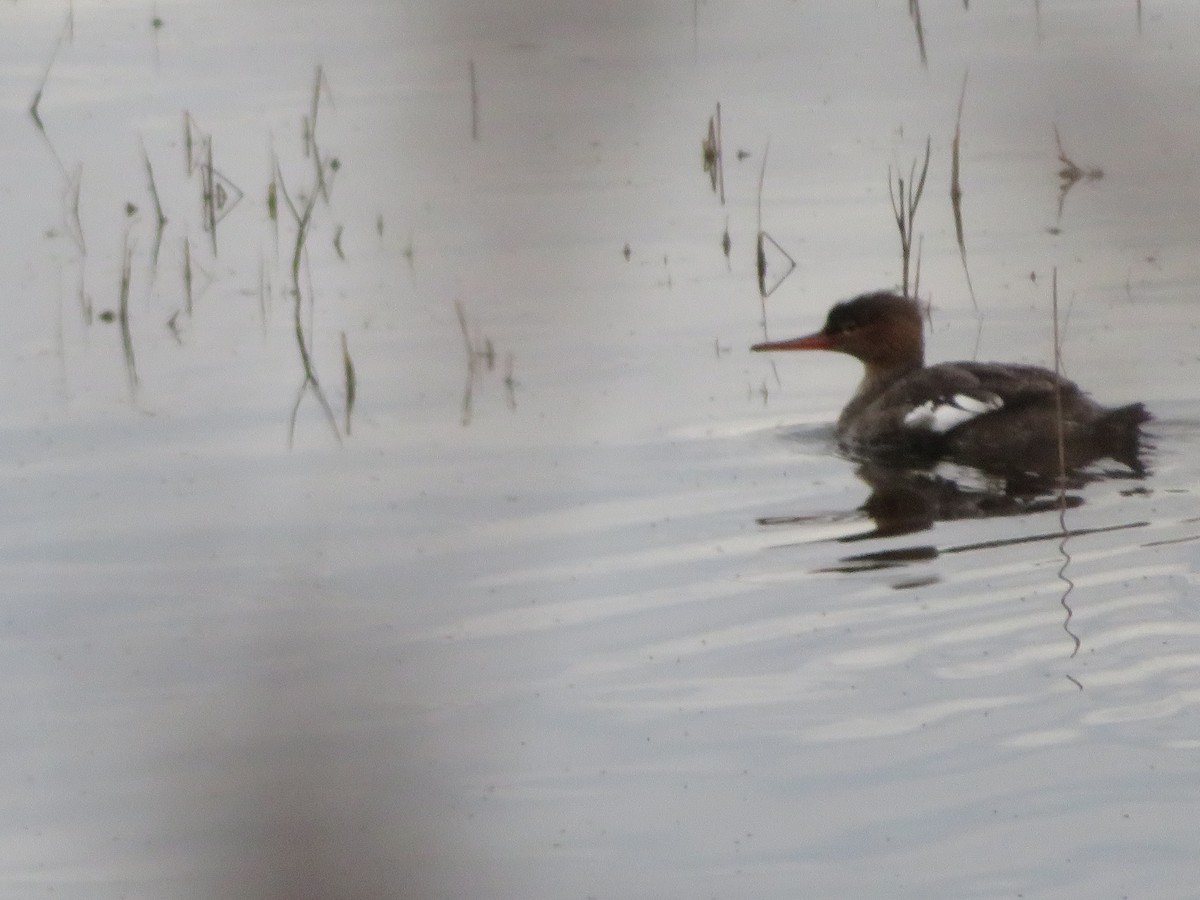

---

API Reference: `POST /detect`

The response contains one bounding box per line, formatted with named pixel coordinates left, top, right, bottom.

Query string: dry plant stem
left=454, top=299, right=478, bottom=425
left=183, top=111, right=202, bottom=174
left=950, top=72, right=977, bottom=312
left=63, top=164, right=85, bottom=255
left=701, top=106, right=722, bottom=197
left=141, top=139, right=167, bottom=270
left=1053, top=125, right=1102, bottom=220
left=76, top=271, right=91, bottom=325
left=118, top=232, right=138, bottom=397
left=341, top=331, right=356, bottom=436
left=29, top=8, right=72, bottom=133
left=307, top=65, right=334, bottom=203
left=29, top=9, right=74, bottom=177
left=748, top=138, right=796, bottom=296
left=285, top=185, right=342, bottom=447
left=888, top=136, right=931, bottom=298
left=755, top=141, right=769, bottom=309
left=1052, top=274, right=1080, bottom=660
left=182, top=236, right=193, bottom=315
left=752, top=141, right=784, bottom=388
left=758, top=233, right=795, bottom=300
left=140, top=138, right=167, bottom=231
left=257, top=252, right=269, bottom=329
left=268, top=148, right=288, bottom=259
left=454, top=299, right=473, bottom=358
left=1051, top=268, right=1067, bottom=481
left=908, top=0, right=928, bottom=67
left=201, top=137, right=218, bottom=255
left=303, top=241, right=317, bottom=349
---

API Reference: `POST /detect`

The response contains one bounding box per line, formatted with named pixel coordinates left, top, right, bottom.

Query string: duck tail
left=1096, top=402, right=1152, bottom=473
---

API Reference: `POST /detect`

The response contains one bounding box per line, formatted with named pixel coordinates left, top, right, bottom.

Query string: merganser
left=752, top=291, right=1150, bottom=475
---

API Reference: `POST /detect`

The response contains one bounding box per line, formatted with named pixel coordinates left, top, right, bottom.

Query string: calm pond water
left=4, top=1, right=1200, bottom=898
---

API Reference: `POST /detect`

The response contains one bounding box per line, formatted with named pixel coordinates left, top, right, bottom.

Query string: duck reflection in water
left=847, top=462, right=1088, bottom=540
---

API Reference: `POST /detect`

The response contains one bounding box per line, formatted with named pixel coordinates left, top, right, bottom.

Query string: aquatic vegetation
left=950, top=71, right=977, bottom=313
left=1054, top=124, right=1104, bottom=220
left=888, top=136, right=930, bottom=300
left=701, top=103, right=724, bottom=203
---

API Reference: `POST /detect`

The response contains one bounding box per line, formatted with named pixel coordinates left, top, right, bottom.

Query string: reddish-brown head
left=752, top=291, right=925, bottom=370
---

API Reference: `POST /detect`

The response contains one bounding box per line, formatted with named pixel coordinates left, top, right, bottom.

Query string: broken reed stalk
left=305, top=65, right=332, bottom=159
left=201, top=136, right=218, bottom=255
left=341, top=331, right=356, bottom=436
left=183, top=110, right=201, bottom=174
left=182, top=236, right=193, bottom=314
left=1050, top=268, right=1081, bottom=660
left=257, top=252, right=269, bottom=329
left=118, top=231, right=138, bottom=396
left=1053, top=124, right=1102, bottom=220
left=76, top=271, right=91, bottom=325
left=908, top=0, right=928, bottom=67
left=888, top=136, right=931, bottom=298
left=285, top=184, right=342, bottom=447
left=755, top=141, right=770, bottom=304
left=63, top=163, right=85, bottom=255
left=1050, top=268, right=1067, bottom=481
left=140, top=138, right=167, bottom=270
left=29, top=9, right=75, bottom=177
left=701, top=105, right=722, bottom=199
left=272, top=156, right=300, bottom=226
left=454, top=299, right=477, bottom=425
left=268, top=147, right=290, bottom=259
left=187, top=116, right=243, bottom=255
left=267, top=173, right=278, bottom=223
left=305, top=65, right=334, bottom=203
left=752, top=140, right=787, bottom=388
left=140, top=138, right=167, bottom=231
left=950, top=71, right=977, bottom=313
left=29, top=8, right=73, bottom=133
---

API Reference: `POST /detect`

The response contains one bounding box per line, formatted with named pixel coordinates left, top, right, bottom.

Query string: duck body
left=753, top=291, right=1149, bottom=475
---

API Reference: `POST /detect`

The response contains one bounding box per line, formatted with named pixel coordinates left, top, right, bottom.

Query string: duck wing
left=844, top=362, right=1147, bottom=474
left=896, top=362, right=1079, bottom=435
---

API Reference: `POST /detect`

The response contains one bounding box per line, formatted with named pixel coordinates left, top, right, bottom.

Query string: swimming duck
left=752, top=290, right=1149, bottom=475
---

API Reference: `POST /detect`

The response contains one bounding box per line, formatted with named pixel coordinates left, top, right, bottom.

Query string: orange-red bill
left=751, top=331, right=832, bottom=352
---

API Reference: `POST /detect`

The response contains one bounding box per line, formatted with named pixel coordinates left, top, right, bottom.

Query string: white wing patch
left=903, top=392, right=1004, bottom=434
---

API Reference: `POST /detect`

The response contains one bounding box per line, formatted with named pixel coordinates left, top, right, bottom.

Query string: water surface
left=4, top=2, right=1200, bottom=898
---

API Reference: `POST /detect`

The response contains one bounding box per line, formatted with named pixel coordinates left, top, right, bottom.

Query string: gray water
left=3, top=1, right=1200, bottom=898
